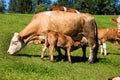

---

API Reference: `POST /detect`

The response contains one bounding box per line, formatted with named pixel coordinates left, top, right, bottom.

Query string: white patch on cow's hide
left=63, top=6, right=67, bottom=12
left=7, top=32, right=25, bottom=55
left=75, top=10, right=80, bottom=14
left=11, top=32, right=19, bottom=41
left=112, top=76, right=120, bottom=80
left=45, top=11, right=51, bottom=16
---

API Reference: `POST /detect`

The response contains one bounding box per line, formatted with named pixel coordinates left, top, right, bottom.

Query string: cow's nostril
left=7, top=51, right=10, bottom=54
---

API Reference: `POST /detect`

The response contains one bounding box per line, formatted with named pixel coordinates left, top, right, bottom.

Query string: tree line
left=0, top=0, right=120, bottom=14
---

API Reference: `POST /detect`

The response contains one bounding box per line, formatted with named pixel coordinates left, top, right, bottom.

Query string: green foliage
left=8, top=0, right=18, bottom=13
left=73, top=0, right=90, bottom=13
left=17, top=0, right=32, bottom=13
left=0, top=14, right=120, bottom=80
left=0, top=0, right=6, bottom=13
left=52, top=0, right=120, bottom=15
left=7, top=0, right=120, bottom=14
left=35, top=3, right=47, bottom=14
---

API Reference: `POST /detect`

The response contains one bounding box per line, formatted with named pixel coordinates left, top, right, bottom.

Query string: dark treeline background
left=0, top=0, right=120, bottom=14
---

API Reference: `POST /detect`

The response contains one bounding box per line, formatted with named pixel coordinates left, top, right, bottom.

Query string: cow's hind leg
left=100, top=44, right=103, bottom=55
left=66, top=47, right=72, bottom=64
left=103, top=42, right=107, bottom=56
left=55, top=47, right=63, bottom=61
left=88, top=37, right=98, bottom=63
left=82, top=45, right=87, bottom=61
left=49, top=45, right=55, bottom=62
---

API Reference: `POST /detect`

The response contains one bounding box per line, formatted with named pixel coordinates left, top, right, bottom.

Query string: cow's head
left=7, top=32, right=26, bottom=55
left=112, top=16, right=120, bottom=32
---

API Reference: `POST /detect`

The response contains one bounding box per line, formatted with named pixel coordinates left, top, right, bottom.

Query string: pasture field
left=0, top=13, right=120, bottom=80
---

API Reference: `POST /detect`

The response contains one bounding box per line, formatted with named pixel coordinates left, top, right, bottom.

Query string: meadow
left=0, top=13, right=120, bottom=80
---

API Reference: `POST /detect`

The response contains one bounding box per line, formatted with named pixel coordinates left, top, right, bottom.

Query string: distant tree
left=35, top=3, right=47, bottom=13
left=37, top=0, right=42, bottom=5
left=8, top=0, right=18, bottom=13
left=93, top=0, right=118, bottom=15
left=18, top=0, right=32, bottom=13
left=0, top=0, right=6, bottom=13
left=42, top=0, right=51, bottom=6
left=73, top=0, right=89, bottom=13
left=57, top=0, right=69, bottom=7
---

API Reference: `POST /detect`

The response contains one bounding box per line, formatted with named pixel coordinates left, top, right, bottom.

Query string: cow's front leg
left=41, top=44, right=47, bottom=60
left=49, top=45, right=54, bottom=62
left=67, top=47, right=72, bottom=64
left=103, top=42, right=107, bottom=56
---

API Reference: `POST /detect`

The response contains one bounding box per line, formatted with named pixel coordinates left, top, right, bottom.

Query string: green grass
left=0, top=14, right=120, bottom=80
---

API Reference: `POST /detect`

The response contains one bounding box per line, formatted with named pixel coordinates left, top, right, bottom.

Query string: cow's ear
left=14, top=32, right=19, bottom=36
left=18, top=35, right=22, bottom=42
left=111, top=18, right=117, bottom=23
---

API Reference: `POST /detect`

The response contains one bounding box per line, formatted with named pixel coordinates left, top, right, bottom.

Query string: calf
left=39, top=30, right=87, bottom=63
left=98, top=28, right=120, bottom=55
left=50, top=5, right=80, bottom=14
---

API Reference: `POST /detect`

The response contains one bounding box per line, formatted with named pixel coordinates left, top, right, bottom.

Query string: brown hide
left=19, top=11, right=98, bottom=63
left=98, top=28, right=120, bottom=42
left=50, top=5, right=80, bottom=13
left=41, top=30, right=82, bottom=63
left=19, top=11, right=94, bottom=43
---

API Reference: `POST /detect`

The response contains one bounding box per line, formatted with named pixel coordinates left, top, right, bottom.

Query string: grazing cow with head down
left=50, top=5, right=80, bottom=14
left=7, top=11, right=98, bottom=63
left=98, top=28, right=120, bottom=55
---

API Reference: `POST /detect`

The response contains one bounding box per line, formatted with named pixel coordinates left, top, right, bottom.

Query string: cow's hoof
left=69, top=61, right=72, bottom=64
left=88, top=59, right=94, bottom=64
left=51, top=60, right=56, bottom=63
left=41, top=58, right=44, bottom=61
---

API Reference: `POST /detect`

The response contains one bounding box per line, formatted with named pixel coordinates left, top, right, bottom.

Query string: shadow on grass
left=107, top=52, right=120, bottom=55
left=14, top=53, right=41, bottom=57
left=14, top=53, right=89, bottom=63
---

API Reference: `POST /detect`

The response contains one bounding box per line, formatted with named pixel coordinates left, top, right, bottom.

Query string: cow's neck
left=19, top=24, right=39, bottom=43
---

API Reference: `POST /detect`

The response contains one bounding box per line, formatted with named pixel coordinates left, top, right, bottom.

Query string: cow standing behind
left=98, top=28, right=120, bottom=55
left=50, top=5, right=80, bottom=14
left=7, top=11, right=98, bottom=63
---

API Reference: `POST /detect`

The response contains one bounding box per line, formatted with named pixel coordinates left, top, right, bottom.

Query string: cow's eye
left=12, top=41, right=17, bottom=45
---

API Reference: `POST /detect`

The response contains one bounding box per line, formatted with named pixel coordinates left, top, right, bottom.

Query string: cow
left=37, top=30, right=87, bottom=63
left=111, top=16, right=120, bottom=33
left=7, top=11, right=98, bottom=63
left=50, top=5, right=80, bottom=14
left=98, top=28, right=120, bottom=55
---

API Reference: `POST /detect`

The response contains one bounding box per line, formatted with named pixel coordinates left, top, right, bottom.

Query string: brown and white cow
left=98, top=28, right=120, bottom=55
left=38, top=30, right=87, bottom=63
left=7, top=11, right=98, bottom=63
left=111, top=16, right=120, bottom=33
left=50, top=5, right=80, bottom=14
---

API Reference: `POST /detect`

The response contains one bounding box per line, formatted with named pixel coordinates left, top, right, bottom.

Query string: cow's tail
left=94, top=21, right=99, bottom=61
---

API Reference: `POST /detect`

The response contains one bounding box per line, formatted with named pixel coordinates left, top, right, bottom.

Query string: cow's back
left=98, top=28, right=117, bottom=41
left=35, top=11, right=95, bottom=39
